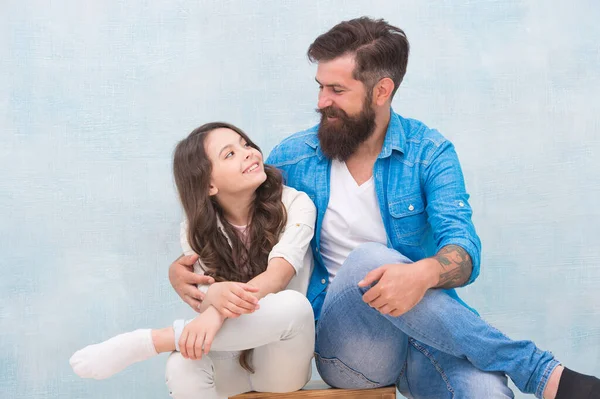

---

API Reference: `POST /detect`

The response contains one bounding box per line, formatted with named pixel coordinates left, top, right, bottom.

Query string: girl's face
left=204, top=128, right=267, bottom=197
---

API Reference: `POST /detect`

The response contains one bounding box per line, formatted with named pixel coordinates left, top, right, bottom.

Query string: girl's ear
left=208, top=183, right=218, bottom=196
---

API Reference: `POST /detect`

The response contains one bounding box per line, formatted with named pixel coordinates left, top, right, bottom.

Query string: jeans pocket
left=314, top=352, right=381, bottom=389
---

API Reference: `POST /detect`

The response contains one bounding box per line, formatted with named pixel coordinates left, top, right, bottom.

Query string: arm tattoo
left=433, top=245, right=472, bottom=288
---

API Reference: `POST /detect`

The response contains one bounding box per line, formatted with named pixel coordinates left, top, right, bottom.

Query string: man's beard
left=316, top=95, right=377, bottom=162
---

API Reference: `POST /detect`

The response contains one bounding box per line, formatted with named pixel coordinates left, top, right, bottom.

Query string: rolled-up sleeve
left=422, top=141, right=482, bottom=285
left=268, top=189, right=316, bottom=274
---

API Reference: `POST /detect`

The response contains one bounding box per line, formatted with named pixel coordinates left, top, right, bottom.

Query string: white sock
left=69, top=329, right=158, bottom=379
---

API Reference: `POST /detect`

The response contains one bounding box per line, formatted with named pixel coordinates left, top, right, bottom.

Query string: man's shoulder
left=267, top=125, right=319, bottom=166
left=394, top=113, right=452, bottom=165
left=399, top=114, right=448, bottom=148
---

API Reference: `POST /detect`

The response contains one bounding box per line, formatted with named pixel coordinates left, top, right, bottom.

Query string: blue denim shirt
left=267, top=110, right=481, bottom=319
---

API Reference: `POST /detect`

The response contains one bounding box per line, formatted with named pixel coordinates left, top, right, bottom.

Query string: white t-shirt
left=180, top=185, right=316, bottom=295
left=320, top=160, right=388, bottom=280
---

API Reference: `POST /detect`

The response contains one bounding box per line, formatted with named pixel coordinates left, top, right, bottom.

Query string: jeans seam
left=402, top=311, right=514, bottom=362
left=398, top=360, right=407, bottom=379
left=314, top=352, right=381, bottom=388
left=535, top=359, right=560, bottom=399
left=487, top=322, right=517, bottom=342
left=409, top=339, right=455, bottom=398
left=402, top=317, right=457, bottom=354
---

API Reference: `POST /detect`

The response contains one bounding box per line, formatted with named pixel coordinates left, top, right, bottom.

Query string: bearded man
left=168, top=16, right=600, bottom=399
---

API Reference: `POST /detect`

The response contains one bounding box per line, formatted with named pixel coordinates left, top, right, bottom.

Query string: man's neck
left=343, top=107, right=392, bottom=185
left=349, top=107, right=391, bottom=162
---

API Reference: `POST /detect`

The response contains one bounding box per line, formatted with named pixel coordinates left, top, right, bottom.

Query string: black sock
left=555, top=367, right=600, bottom=399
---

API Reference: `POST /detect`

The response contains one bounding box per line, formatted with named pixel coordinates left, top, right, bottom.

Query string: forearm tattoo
left=433, top=245, right=472, bottom=288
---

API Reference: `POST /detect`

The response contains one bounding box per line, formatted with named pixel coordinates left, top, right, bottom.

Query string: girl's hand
left=205, top=281, right=260, bottom=318
left=179, top=306, right=226, bottom=360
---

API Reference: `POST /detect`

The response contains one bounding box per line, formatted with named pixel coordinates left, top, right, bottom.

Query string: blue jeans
left=314, top=243, right=560, bottom=399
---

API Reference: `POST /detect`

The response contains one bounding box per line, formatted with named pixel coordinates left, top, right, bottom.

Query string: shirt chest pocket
left=388, top=193, right=428, bottom=246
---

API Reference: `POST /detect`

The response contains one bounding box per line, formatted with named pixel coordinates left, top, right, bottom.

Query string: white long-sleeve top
left=180, top=186, right=316, bottom=296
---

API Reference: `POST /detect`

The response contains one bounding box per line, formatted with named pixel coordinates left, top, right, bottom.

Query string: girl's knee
left=261, top=290, right=314, bottom=325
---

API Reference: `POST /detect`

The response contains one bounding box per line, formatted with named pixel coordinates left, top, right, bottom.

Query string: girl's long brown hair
left=173, top=122, right=287, bottom=372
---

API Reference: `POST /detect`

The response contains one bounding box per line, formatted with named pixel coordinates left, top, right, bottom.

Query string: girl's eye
left=225, top=151, right=234, bottom=159
left=243, top=142, right=251, bottom=148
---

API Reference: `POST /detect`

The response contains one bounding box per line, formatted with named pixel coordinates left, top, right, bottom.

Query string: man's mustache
left=316, top=106, right=348, bottom=119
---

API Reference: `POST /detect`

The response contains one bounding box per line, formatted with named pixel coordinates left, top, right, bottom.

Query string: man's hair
left=307, top=16, right=410, bottom=98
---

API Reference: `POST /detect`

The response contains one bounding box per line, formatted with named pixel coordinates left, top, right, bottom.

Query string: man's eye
left=333, top=88, right=343, bottom=94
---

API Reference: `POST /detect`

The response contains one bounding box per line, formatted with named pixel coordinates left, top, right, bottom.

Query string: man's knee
left=335, top=242, right=411, bottom=286
left=346, top=242, right=391, bottom=265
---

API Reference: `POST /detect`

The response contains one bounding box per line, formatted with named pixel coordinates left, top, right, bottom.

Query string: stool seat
left=230, top=380, right=396, bottom=399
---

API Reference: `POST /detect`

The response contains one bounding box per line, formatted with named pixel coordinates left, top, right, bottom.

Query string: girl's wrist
left=208, top=305, right=227, bottom=321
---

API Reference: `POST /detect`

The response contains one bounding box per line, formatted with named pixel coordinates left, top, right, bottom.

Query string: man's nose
left=318, top=92, right=333, bottom=109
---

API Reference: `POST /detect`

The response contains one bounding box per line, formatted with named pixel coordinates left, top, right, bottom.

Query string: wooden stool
left=230, top=380, right=396, bottom=399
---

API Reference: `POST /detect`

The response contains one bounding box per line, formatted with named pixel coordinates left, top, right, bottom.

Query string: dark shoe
left=556, top=367, right=600, bottom=399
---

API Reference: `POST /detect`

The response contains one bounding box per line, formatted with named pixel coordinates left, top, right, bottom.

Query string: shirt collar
left=304, top=126, right=326, bottom=161
left=379, top=109, right=406, bottom=158
left=216, top=216, right=234, bottom=247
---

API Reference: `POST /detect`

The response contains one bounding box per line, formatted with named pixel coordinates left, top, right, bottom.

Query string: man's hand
left=359, top=259, right=438, bottom=317
left=169, top=254, right=215, bottom=312
left=205, top=282, right=260, bottom=318
left=179, top=306, right=225, bottom=360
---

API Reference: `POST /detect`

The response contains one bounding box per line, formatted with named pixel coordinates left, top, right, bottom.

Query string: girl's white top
left=180, top=185, right=316, bottom=295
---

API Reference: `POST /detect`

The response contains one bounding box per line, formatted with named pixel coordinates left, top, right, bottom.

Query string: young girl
left=70, top=122, right=317, bottom=398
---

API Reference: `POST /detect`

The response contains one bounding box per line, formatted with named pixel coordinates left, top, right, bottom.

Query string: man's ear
left=373, top=77, right=395, bottom=106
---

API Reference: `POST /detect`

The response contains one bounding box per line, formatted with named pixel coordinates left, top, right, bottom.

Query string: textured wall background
left=1, top=1, right=598, bottom=398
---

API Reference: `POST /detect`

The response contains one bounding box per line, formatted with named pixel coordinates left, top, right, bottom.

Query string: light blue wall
left=1, top=1, right=598, bottom=398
